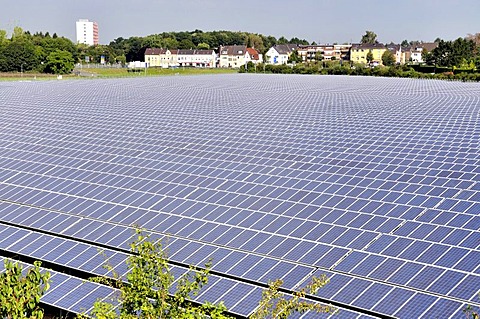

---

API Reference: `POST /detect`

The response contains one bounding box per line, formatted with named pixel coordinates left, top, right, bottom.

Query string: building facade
left=297, top=44, right=352, bottom=62
left=145, top=48, right=178, bottom=68
left=265, top=44, right=298, bottom=65
left=145, top=48, right=216, bottom=68
left=350, top=43, right=387, bottom=65
left=76, top=19, right=98, bottom=46
left=177, top=49, right=216, bottom=68
left=219, top=45, right=249, bottom=68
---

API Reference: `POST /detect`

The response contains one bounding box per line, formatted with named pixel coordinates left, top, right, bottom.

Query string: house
left=350, top=43, right=387, bottom=65
left=386, top=44, right=405, bottom=64
left=177, top=49, right=216, bottom=68
left=247, top=48, right=263, bottom=64
left=265, top=44, right=298, bottom=65
left=219, top=45, right=249, bottom=68
left=409, top=42, right=438, bottom=63
left=145, top=48, right=178, bottom=68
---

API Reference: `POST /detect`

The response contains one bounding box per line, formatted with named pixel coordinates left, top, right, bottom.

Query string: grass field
left=0, top=67, right=238, bottom=81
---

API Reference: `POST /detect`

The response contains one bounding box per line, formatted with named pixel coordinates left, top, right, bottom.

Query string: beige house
left=219, top=45, right=249, bottom=68
left=145, top=48, right=178, bottom=68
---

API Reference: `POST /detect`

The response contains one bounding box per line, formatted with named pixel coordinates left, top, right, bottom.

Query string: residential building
left=265, top=44, right=298, bottom=65
left=219, top=45, right=249, bottom=68
left=386, top=44, right=405, bottom=64
left=409, top=42, right=438, bottom=63
left=297, top=44, right=352, bottom=62
left=350, top=43, right=387, bottom=65
left=177, top=49, right=216, bottom=68
left=145, top=48, right=216, bottom=68
left=145, top=48, right=178, bottom=68
left=76, top=19, right=98, bottom=45
left=247, top=48, right=263, bottom=64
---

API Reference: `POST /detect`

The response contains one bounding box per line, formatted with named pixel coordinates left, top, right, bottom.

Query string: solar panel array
left=0, top=74, right=479, bottom=318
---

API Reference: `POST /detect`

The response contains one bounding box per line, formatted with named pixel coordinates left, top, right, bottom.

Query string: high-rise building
left=76, top=19, right=98, bottom=45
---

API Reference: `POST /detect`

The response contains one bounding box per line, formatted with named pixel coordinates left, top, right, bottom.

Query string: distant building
left=386, top=44, right=405, bottom=64
left=409, top=42, right=438, bottom=63
left=145, top=48, right=216, bottom=68
left=265, top=44, right=298, bottom=65
left=297, top=44, right=352, bottom=62
left=219, top=45, right=249, bottom=68
left=76, top=19, right=98, bottom=46
left=177, top=49, right=216, bottom=68
left=350, top=43, right=387, bottom=65
left=246, top=48, right=263, bottom=64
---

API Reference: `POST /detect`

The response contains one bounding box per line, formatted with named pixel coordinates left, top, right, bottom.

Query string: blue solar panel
left=1, top=75, right=479, bottom=318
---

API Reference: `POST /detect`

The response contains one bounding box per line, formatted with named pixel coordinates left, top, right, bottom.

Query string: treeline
left=241, top=62, right=480, bottom=82
left=424, top=36, right=479, bottom=69
left=0, top=27, right=310, bottom=74
left=0, top=27, right=77, bottom=73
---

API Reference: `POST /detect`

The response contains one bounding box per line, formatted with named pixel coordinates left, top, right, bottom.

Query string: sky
left=0, top=0, right=479, bottom=45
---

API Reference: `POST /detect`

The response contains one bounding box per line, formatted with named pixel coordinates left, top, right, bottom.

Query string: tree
left=197, top=42, right=210, bottom=50
left=366, top=50, right=374, bottom=64
left=250, top=278, right=335, bottom=319
left=0, top=260, right=51, bottom=319
left=277, top=36, right=288, bottom=44
left=87, top=230, right=334, bottom=319
left=0, top=39, right=38, bottom=72
left=86, top=230, right=232, bottom=319
left=288, top=50, right=302, bottom=63
left=0, top=29, right=7, bottom=45
left=401, top=39, right=409, bottom=47
left=361, top=30, right=378, bottom=44
left=314, top=51, right=323, bottom=62
left=428, top=38, right=475, bottom=68
left=44, top=50, right=74, bottom=74
left=381, top=50, right=396, bottom=66
left=178, top=38, right=195, bottom=49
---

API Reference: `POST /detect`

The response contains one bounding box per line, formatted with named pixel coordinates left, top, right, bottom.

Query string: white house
left=409, top=43, right=438, bottom=63
left=265, top=44, right=298, bottom=65
left=177, top=49, right=216, bottom=68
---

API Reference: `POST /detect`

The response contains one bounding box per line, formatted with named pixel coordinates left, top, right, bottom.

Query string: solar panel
left=0, top=75, right=479, bottom=318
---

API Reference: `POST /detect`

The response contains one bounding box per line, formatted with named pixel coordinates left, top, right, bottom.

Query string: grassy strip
left=0, top=67, right=237, bottom=81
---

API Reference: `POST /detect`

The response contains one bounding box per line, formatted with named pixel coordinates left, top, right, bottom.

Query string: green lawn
left=0, top=67, right=238, bottom=81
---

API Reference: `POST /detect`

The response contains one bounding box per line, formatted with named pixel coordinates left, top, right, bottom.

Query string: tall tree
left=361, top=31, right=378, bottom=44
left=382, top=50, right=396, bottom=66
left=44, top=50, right=75, bottom=74
left=366, top=50, right=374, bottom=64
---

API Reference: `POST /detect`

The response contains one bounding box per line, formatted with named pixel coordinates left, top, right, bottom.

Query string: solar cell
left=1, top=75, right=479, bottom=318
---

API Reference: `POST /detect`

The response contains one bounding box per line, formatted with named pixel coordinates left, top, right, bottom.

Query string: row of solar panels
left=1, top=159, right=478, bottom=247
left=0, top=221, right=379, bottom=319
left=0, top=200, right=476, bottom=318
left=1, top=138, right=478, bottom=227
left=0, top=173, right=478, bottom=275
